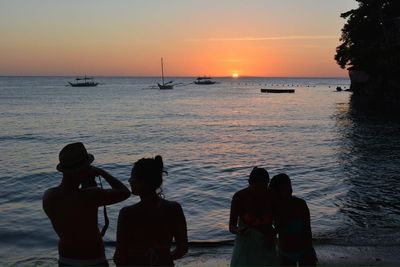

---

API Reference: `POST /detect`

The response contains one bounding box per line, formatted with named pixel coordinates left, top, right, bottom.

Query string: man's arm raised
left=86, top=166, right=131, bottom=206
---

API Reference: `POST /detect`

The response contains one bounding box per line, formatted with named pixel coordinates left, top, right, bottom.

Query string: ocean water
left=1, top=76, right=399, bottom=265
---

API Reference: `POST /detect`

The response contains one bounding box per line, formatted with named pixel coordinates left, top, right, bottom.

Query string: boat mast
left=161, top=57, right=165, bottom=85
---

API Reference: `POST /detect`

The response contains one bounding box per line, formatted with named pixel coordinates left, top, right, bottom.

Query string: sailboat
left=157, top=58, right=173, bottom=90
left=68, top=76, right=99, bottom=87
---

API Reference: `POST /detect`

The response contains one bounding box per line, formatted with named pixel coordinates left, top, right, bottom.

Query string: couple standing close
left=43, top=143, right=188, bottom=266
left=229, top=167, right=317, bottom=266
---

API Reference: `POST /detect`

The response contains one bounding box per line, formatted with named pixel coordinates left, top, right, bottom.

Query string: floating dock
left=261, top=89, right=295, bottom=93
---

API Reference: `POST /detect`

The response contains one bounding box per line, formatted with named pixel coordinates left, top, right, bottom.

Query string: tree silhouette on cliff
left=335, top=0, right=400, bottom=79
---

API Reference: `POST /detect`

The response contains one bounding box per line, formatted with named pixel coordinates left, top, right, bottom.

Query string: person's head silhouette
left=57, top=142, right=96, bottom=187
left=114, top=155, right=188, bottom=266
left=129, top=155, right=164, bottom=196
left=269, top=173, right=293, bottom=199
left=57, top=142, right=94, bottom=173
left=248, top=167, right=269, bottom=194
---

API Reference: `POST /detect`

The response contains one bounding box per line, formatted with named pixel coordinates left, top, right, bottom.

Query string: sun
left=232, top=73, right=239, bottom=78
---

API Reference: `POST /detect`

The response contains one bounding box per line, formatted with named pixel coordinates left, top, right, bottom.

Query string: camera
left=81, top=175, right=98, bottom=189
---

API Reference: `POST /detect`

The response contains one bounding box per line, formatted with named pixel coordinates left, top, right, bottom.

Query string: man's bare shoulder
left=233, top=187, right=250, bottom=200
left=43, top=186, right=62, bottom=200
left=42, top=186, right=63, bottom=214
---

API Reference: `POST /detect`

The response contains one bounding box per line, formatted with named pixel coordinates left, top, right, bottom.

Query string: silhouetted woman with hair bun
left=114, top=156, right=188, bottom=266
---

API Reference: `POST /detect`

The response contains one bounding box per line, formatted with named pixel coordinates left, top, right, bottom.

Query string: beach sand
left=13, top=243, right=398, bottom=266
left=175, top=244, right=400, bottom=266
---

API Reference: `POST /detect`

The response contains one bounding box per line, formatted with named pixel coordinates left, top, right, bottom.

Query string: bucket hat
left=56, top=142, right=94, bottom=172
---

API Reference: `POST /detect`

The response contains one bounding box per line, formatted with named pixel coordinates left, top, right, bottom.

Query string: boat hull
left=194, top=81, right=216, bottom=85
left=194, top=77, right=216, bottom=85
left=68, top=82, right=99, bottom=87
left=158, top=83, right=173, bottom=90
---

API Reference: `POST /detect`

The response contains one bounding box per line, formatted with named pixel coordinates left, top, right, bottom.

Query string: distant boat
left=194, top=76, right=216, bottom=85
left=261, top=89, right=295, bottom=93
left=336, top=86, right=352, bottom=92
left=68, top=76, right=99, bottom=87
left=158, top=58, right=173, bottom=90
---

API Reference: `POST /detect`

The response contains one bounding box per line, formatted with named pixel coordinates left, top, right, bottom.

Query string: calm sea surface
left=1, top=76, right=399, bottom=265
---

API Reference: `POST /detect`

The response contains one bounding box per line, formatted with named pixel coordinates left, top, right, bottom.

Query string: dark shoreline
left=175, top=244, right=400, bottom=266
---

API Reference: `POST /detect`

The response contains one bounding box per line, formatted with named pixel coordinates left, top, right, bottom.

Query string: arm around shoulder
left=171, top=202, right=188, bottom=260
left=298, top=198, right=313, bottom=245
left=229, top=192, right=241, bottom=235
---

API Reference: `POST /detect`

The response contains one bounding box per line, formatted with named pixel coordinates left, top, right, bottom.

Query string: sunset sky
left=0, top=0, right=357, bottom=77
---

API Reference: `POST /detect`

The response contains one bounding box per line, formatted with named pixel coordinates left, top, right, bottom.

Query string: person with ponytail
left=114, top=155, right=188, bottom=266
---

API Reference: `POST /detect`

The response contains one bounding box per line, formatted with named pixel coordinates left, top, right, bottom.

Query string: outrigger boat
left=68, top=76, right=99, bottom=87
left=194, top=76, right=216, bottom=85
left=158, top=58, right=173, bottom=90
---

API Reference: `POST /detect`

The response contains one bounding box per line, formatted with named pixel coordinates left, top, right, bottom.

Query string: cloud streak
left=186, top=35, right=339, bottom=42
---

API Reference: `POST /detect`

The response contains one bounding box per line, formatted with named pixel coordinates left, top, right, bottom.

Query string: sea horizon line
left=0, top=75, right=349, bottom=79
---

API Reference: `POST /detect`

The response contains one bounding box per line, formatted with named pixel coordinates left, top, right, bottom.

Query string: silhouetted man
left=229, top=167, right=278, bottom=266
left=43, top=142, right=130, bottom=266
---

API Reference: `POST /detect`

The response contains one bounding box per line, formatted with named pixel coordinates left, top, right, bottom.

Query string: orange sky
left=0, top=1, right=357, bottom=77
